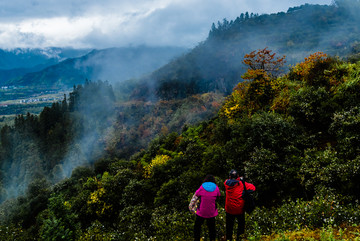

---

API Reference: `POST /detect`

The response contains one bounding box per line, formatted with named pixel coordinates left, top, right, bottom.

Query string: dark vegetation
left=1, top=1, right=360, bottom=240
left=0, top=103, right=49, bottom=115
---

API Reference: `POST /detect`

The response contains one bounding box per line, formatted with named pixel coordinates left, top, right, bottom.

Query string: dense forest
left=1, top=1, right=360, bottom=240
left=0, top=78, right=223, bottom=202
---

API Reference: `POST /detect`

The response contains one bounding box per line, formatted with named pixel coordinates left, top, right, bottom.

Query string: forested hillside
left=0, top=79, right=223, bottom=203
left=1, top=48, right=360, bottom=240
left=130, top=0, right=360, bottom=101
left=1, top=1, right=360, bottom=240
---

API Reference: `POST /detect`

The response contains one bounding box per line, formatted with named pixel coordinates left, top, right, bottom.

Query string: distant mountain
left=5, top=46, right=186, bottom=89
left=130, top=2, right=360, bottom=101
left=0, top=47, right=91, bottom=85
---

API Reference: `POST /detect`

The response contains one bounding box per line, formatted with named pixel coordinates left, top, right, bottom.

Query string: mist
left=1, top=1, right=360, bottom=205
left=128, top=1, right=360, bottom=102
left=76, top=46, right=186, bottom=84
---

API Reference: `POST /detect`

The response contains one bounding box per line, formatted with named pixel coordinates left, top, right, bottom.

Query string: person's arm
left=245, top=182, right=255, bottom=192
left=195, top=186, right=201, bottom=197
left=240, top=177, right=256, bottom=192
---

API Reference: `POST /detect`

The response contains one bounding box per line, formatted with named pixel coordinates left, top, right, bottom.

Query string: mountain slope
left=0, top=48, right=91, bottom=85
left=7, top=46, right=186, bottom=89
left=2, top=47, right=360, bottom=241
left=130, top=2, right=360, bottom=101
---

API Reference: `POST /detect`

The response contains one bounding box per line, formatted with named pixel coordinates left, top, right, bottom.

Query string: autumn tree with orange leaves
left=242, top=47, right=286, bottom=80
left=242, top=48, right=286, bottom=111
left=221, top=48, right=286, bottom=119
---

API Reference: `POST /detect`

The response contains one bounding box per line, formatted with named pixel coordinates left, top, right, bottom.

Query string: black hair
left=203, top=174, right=216, bottom=184
left=229, top=169, right=239, bottom=179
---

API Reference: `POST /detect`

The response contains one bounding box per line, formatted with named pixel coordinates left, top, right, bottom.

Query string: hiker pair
left=189, top=170, right=256, bottom=241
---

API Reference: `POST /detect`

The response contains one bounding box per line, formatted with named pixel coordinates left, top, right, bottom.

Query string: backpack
left=188, top=193, right=200, bottom=214
left=241, top=179, right=256, bottom=214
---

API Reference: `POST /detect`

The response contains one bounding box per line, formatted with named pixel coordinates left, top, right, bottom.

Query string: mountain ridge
left=3, top=46, right=187, bottom=89
left=0, top=47, right=91, bottom=86
left=129, top=2, right=360, bottom=101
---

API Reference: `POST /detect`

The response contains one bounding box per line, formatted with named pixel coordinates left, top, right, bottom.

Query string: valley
left=0, top=87, right=69, bottom=116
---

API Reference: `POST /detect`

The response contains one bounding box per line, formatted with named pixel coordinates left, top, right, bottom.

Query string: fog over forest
left=1, top=0, right=360, bottom=204
left=1, top=1, right=360, bottom=240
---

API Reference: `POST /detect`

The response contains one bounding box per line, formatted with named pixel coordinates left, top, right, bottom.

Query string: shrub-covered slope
left=1, top=50, right=360, bottom=240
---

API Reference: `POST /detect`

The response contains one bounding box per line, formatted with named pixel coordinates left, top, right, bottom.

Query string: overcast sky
left=0, top=0, right=332, bottom=49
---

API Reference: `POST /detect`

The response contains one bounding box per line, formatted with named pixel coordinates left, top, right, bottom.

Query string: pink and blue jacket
left=195, top=182, right=221, bottom=218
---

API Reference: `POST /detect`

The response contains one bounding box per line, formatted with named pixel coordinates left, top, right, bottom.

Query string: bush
left=78, top=221, right=120, bottom=241
left=0, top=224, right=31, bottom=241
left=154, top=178, right=190, bottom=210
left=247, top=194, right=360, bottom=236
left=299, top=147, right=360, bottom=199
left=117, top=204, right=153, bottom=240
left=330, top=106, right=360, bottom=158
left=289, top=86, right=335, bottom=131
left=39, top=194, right=80, bottom=241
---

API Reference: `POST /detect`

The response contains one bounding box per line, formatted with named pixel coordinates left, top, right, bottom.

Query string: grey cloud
left=0, top=0, right=157, bottom=20
left=0, top=0, right=332, bottom=48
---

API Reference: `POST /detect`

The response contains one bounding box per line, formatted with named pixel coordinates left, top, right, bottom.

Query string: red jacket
left=224, top=178, right=255, bottom=215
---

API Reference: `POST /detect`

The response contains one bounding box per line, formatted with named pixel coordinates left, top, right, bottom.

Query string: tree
left=242, top=47, right=286, bottom=80
left=221, top=48, right=286, bottom=119
left=242, top=48, right=286, bottom=109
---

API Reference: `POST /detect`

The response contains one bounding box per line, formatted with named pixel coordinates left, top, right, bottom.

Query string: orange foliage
left=292, top=52, right=329, bottom=78
left=211, top=101, right=221, bottom=109
left=242, top=47, right=286, bottom=79
left=221, top=48, right=287, bottom=120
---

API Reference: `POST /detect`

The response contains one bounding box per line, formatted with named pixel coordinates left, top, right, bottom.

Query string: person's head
left=203, top=174, right=216, bottom=183
left=229, top=169, right=239, bottom=179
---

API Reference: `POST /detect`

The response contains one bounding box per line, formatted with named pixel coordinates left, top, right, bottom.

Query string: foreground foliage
left=1, top=48, right=360, bottom=240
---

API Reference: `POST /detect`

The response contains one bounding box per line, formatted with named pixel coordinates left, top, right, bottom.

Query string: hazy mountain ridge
left=130, top=2, right=360, bottom=101
left=0, top=47, right=90, bottom=70
left=3, top=46, right=186, bottom=89
left=0, top=47, right=91, bottom=85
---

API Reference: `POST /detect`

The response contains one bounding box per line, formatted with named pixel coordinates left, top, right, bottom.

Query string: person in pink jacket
left=193, top=174, right=221, bottom=241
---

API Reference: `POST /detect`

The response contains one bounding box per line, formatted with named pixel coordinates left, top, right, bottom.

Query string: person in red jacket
left=224, top=169, right=255, bottom=241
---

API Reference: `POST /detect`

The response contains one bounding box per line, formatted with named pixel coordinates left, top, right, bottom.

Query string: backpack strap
left=241, top=178, right=248, bottom=197
left=241, top=178, right=247, bottom=191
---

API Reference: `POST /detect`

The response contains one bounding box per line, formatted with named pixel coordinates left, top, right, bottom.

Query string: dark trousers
left=194, top=215, right=216, bottom=241
left=226, top=212, right=245, bottom=241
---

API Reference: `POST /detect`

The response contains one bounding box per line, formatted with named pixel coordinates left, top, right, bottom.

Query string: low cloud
left=0, top=0, right=332, bottom=49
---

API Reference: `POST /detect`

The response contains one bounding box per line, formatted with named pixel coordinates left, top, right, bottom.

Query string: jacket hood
left=202, top=182, right=217, bottom=192
left=225, top=179, right=240, bottom=187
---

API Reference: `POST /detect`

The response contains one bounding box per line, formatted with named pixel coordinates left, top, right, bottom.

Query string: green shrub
left=78, top=221, right=120, bottom=241
left=0, top=224, right=31, bottom=241
left=39, top=194, right=80, bottom=241
left=117, top=204, right=153, bottom=240
left=330, top=106, right=360, bottom=158
left=289, top=86, right=335, bottom=131
left=247, top=195, right=360, bottom=236
left=300, top=147, right=360, bottom=199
